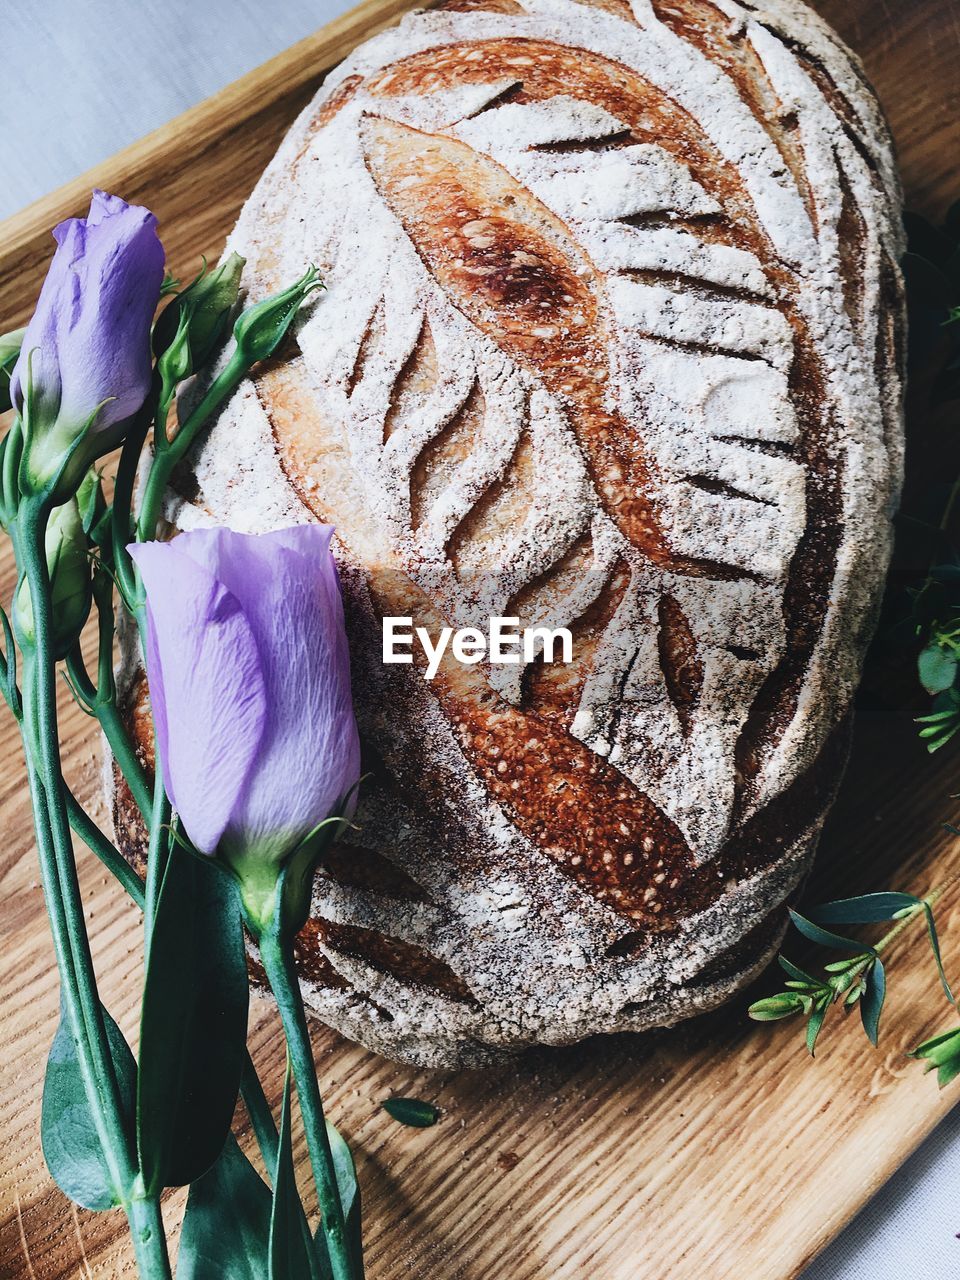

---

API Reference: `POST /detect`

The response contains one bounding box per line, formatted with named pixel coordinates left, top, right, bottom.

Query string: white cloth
left=3, top=3, right=958, bottom=1275
left=0, top=0, right=344, bottom=220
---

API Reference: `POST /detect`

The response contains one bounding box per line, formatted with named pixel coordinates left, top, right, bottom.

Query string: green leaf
left=41, top=1001, right=137, bottom=1211
left=910, top=1025, right=960, bottom=1061
left=844, top=980, right=866, bottom=1007
left=921, top=902, right=955, bottom=1003
left=748, top=992, right=807, bottom=1021
left=138, top=843, right=249, bottom=1192
left=269, top=1065, right=315, bottom=1280
left=808, top=893, right=921, bottom=925
left=177, top=1136, right=272, bottom=1279
left=919, top=644, right=957, bottom=694
left=916, top=691, right=960, bottom=747
left=909, top=1025, right=960, bottom=1087
left=860, top=958, right=886, bottom=1047
left=805, top=1002, right=828, bottom=1057
left=381, top=1098, right=440, bottom=1128
left=788, top=910, right=872, bottom=955
left=935, top=1056, right=960, bottom=1088
left=315, top=1120, right=363, bottom=1279
left=777, top=955, right=822, bottom=987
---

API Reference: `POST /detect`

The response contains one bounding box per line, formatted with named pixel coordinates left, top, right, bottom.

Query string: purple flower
left=128, top=527, right=361, bottom=874
left=13, top=190, right=164, bottom=490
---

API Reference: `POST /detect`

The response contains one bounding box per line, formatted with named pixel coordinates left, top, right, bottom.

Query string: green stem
left=67, top=791, right=147, bottom=905
left=0, top=601, right=286, bottom=1197
left=241, top=1056, right=279, bottom=1170
left=13, top=673, right=273, bottom=1278
left=259, top=928, right=356, bottom=1280
left=66, top=646, right=152, bottom=819
left=240, top=1056, right=321, bottom=1280
left=101, top=698, right=153, bottom=816
left=23, top=755, right=124, bottom=1189
left=112, top=400, right=153, bottom=607
left=23, top=742, right=171, bottom=1277
left=20, top=499, right=173, bottom=1279
left=873, top=908, right=926, bottom=956
left=136, top=351, right=249, bottom=543
left=128, top=1191, right=172, bottom=1280
left=143, top=766, right=170, bottom=946
left=874, top=887, right=953, bottom=957
left=22, top=521, right=133, bottom=1155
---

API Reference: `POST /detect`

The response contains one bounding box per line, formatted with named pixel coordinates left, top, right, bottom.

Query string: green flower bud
left=0, top=327, right=25, bottom=414
left=232, top=266, right=323, bottom=366
left=14, top=494, right=92, bottom=658
left=153, top=251, right=246, bottom=372
left=156, top=307, right=193, bottom=397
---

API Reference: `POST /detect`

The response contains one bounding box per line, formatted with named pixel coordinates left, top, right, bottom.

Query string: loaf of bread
left=113, top=0, right=905, bottom=1067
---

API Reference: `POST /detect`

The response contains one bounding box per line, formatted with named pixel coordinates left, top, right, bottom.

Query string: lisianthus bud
left=129, top=525, right=361, bottom=928
left=0, top=327, right=25, bottom=414
left=153, top=251, right=245, bottom=372
left=76, top=466, right=110, bottom=546
left=12, top=190, right=165, bottom=498
left=14, top=494, right=92, bottom=658
left=232, top=266, right=322, bottom=366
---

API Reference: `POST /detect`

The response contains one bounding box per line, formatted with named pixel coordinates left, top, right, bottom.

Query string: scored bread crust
left=112, top=0, right=905, bottom=1067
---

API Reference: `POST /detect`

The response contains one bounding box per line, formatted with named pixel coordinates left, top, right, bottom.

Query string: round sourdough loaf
left=112, top=0, right=905, bottom=1067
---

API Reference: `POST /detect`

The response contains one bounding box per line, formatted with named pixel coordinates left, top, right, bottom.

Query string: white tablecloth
left=3, top=2, right=958, bottom=1276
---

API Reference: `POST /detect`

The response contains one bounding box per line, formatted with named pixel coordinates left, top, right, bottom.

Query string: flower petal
left=170, top=526, right=360, bottom=859
left=129, top=539, right=268, bottom=854
left=12, top=191, right=164, bottom=437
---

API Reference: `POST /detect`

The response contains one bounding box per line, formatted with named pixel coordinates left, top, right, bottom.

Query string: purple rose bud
left=13, top=190, right=165, bottom=495
left=128, top=527, right=361, bottom=910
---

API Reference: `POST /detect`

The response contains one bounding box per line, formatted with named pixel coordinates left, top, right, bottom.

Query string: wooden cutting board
left=2, top=2, right=960, bottom=1276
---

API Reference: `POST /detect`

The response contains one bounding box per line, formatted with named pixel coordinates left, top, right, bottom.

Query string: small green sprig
left=909, top=1026, right=960, bottom=1086
left=749, top=890, right=953, bottom=1061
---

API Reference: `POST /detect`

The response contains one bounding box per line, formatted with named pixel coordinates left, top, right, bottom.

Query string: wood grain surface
left=2, top=1, right=960, bottom=1277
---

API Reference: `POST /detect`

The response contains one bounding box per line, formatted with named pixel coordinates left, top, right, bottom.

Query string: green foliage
left=909, top=1026, right=960, bottom=1088
left=317, top=1119, right=363, bottom=1280
left=269, top=1065, right=316, bottom=1280
left=381, top=1098, right=441, bottom=1128
left=0, top=243, right=348, bottom=1279
left=749, top=892, right=950, bottom=1060
left=177, top=1137, right=273, bottom=1279
left=137, top=841, right=249, bottom=1193
left=41, top=1001, right=137, bottom=1211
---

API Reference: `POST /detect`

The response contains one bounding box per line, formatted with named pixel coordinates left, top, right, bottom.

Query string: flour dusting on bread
left=114, top=0, right=904, bottom=1066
